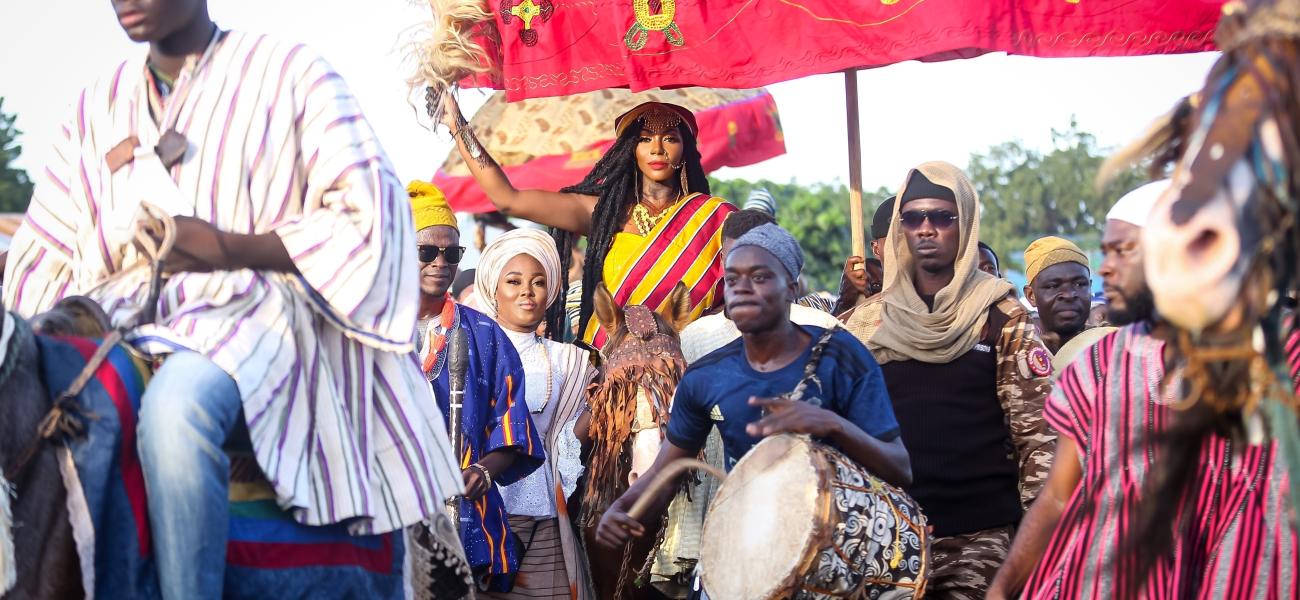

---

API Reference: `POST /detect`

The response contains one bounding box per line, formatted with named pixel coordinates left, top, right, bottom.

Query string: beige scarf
left=866, top=161, right=1012, bottom=364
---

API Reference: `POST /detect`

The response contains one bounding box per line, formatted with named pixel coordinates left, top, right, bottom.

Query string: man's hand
left=592, top=440, right=694, bottom=550
left=837, top=257, right=884, bottom=314
left=462, top=466, right=491, bottom=500
left=841, top=256, right=869, bottom=296
left=155, top=216, right=227, bottom=274
left=144, top=216, right=296, bottom=275
left=745, top=396, right=843, bottom=438
left=594, top=498, right=645, bottom=549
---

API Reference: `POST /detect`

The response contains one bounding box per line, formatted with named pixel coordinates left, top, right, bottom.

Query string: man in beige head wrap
left=844, top=161, right=1055, bottom=600
left=1021, top=236, right=1117, bottom=371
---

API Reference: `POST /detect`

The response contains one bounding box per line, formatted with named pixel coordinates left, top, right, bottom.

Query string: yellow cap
left=408, top=180, right=457, bottom=231
left=1024, top=236, right=1088, bottom=284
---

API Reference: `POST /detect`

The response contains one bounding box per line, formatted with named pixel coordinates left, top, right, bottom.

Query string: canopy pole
left=845, top=70, right=866, bottom=260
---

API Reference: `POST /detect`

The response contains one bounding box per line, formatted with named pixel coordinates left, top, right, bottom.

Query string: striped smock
left=2, top=31, right=461, bottom=534
left=1023, top=323, right=1299, bottom=598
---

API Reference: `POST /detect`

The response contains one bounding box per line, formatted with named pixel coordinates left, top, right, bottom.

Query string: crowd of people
left=2, top=0, right=1298, bottom=599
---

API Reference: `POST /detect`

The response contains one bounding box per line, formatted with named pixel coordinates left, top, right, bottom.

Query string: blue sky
left=2, top=0, right=1218, bottom=195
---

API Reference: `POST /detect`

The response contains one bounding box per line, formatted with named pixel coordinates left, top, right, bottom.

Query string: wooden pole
left=845, top=70, right=866, bottom=260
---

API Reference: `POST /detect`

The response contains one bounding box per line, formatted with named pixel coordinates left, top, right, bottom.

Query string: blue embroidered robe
left=430, top=303, right=545, bottom=590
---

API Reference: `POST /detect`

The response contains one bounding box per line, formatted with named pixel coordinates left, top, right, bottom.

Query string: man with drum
left=594, top=223, right=911, bottom=559
left=843, top=161, right=1055, bottom=599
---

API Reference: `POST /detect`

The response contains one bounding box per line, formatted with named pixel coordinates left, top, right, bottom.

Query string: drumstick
left=626, top=458, right=726, bottom=522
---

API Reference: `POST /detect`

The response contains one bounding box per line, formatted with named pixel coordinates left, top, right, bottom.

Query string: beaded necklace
left=421, top=294, right=460, bottom=378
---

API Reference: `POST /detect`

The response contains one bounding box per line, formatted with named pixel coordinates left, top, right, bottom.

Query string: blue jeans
left=137, top=351, right=242, bottom=599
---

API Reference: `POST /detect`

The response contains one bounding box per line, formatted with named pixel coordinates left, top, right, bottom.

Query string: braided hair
left=544, top=122, right=710, bottom=340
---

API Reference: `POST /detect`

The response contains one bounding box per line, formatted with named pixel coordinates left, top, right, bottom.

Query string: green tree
left=0, top=97, right=34, bottom=213
left=968, top=118, right=1146, bottom=276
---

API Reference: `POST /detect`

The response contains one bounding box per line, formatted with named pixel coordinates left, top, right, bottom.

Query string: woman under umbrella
left=441, top=95, right=735, bottom=348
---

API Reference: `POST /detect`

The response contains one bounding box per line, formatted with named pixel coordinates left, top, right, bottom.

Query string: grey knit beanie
left=731, top=223, right=804, bottom=281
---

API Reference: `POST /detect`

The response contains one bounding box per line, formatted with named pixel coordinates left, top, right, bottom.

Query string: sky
left=1, top=0, right=1221, bottom=198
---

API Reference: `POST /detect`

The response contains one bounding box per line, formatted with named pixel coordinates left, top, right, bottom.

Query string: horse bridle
left=3, top=209, right=175, bottom=485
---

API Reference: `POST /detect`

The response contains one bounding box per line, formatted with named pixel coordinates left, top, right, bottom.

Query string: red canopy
left=468, top=0, right=1223, bottom=101
left=437, top=90, right=784, bottom=212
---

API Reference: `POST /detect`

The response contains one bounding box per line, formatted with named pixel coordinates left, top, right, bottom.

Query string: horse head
left=1111, top=2, right=1300, bottom=585
left=1125, top=0, right=1300, bottom=409
left=581, top=281, right=691, bottom=522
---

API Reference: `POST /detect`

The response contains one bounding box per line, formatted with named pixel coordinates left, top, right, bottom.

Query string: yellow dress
left=579, top=193, right=735, bottom=347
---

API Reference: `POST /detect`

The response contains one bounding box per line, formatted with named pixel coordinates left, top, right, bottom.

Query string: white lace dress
left=497, top=329, right=586, bottom=518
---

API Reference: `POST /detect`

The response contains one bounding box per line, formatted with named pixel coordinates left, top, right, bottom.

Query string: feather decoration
left=1097, top=94, right=1197, bottom=189
left=406, top=0, right=502, bottom=100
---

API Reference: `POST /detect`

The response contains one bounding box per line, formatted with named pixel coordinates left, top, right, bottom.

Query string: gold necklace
left=631, top=198, right=679, bottom=236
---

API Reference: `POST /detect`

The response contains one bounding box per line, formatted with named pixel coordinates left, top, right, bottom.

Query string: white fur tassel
left=406, top=0, right=500, bottom=97
left=1, top=474, right=16, bottom=595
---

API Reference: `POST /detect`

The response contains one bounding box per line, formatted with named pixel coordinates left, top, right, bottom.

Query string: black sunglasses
left=899, top=209, right=959, bottom=231
left=418, top=244, right=466, bottom=264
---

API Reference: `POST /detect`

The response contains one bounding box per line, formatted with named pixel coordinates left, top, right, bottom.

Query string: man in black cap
left=835, top=196, right=894, bottom=316
left=844, top=162, right=1054, bottom=599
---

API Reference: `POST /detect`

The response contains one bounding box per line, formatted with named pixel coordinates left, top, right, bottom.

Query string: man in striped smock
left=2, top=0, right=461, bottom=596
left=988, top=181, right=1300, bottom=599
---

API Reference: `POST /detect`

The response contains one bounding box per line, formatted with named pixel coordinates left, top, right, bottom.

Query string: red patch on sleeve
left=1028, top=346, right=1053, bottom=377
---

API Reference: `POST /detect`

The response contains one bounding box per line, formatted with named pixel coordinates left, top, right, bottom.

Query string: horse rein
left=2, top=207, right=176, bottom=485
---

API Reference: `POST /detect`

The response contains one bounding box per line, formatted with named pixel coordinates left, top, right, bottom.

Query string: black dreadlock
left=543, top=122, right=710, bottom=340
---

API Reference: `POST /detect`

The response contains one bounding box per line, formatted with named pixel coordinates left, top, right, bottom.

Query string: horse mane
left=1097, top=94, right=1196, bottom=187
left=580, top=283, right=690, bottom=524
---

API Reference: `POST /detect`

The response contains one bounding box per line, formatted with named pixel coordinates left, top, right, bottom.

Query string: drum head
left=700, top=435, right=823, bottom=600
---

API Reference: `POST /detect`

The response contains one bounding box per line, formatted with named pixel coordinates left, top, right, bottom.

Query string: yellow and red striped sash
left=583, top=193, right=735, bottom=348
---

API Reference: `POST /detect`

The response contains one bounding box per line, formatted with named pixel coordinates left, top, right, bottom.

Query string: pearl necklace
left=534, top=335, right=554, bottom=414
left=507, top=329, right=554, bottom=414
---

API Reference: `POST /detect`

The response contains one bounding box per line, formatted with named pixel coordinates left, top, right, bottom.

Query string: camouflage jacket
left=844, top=294, right=1056, bottom=509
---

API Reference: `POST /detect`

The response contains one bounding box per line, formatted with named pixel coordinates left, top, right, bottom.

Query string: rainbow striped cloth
left=35, top=335, right=403, bottom=598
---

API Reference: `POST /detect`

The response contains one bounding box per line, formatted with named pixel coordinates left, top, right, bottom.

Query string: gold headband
left=639, top=106, right=684, bottom=134
left=614, top=102, right=698, bottom=137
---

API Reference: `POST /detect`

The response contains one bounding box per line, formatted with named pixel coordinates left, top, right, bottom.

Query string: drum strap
left=784, top=328, right=838, bottom=407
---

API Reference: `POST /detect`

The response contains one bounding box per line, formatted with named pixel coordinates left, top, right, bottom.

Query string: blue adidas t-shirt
left=665, top=325, right=900, bottom=469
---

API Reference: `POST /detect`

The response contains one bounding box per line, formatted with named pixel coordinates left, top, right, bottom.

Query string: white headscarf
left=1107, top=179, right=1170, bottom=227
left=474, top=229, right=563, bottom=320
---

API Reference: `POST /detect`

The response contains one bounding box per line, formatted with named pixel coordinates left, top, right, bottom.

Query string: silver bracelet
left=469, top=463, right=493, bottom=488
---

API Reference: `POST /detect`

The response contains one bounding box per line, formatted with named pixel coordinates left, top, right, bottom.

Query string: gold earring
left=680, top=165, right=690, bottom=196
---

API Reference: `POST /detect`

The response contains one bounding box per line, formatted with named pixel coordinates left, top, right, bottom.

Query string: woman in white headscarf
left=474, top=228, right=597, bottom=600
